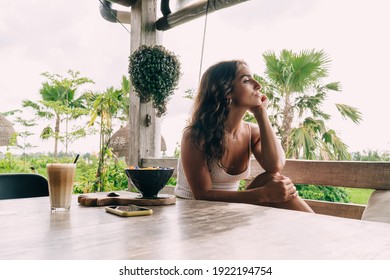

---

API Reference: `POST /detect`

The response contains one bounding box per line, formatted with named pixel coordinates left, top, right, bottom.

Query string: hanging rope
left=198, top=0, right=213, bottom=84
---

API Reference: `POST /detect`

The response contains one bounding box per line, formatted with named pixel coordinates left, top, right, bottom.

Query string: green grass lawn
left=346, top=188, right=374, bottom=205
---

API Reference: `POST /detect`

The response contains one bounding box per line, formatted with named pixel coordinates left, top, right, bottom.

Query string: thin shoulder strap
left=247, top=122, right=252, bottom=157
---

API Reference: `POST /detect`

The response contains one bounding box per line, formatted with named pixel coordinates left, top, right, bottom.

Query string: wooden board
left=143, top=157, right=390, bottom=190
left=78, top=191, right=176, bottom=207
left=304, top=199, right=366, bottom=220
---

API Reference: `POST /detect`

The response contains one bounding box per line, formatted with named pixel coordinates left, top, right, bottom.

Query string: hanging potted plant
left=129, top=45, right=181, bottom=117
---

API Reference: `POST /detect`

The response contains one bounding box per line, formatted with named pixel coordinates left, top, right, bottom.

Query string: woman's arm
left=249, top=95, right=285, bottom=173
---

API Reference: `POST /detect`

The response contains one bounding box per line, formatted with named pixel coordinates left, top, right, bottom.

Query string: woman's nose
left=253, top=79, right=261, bottom=90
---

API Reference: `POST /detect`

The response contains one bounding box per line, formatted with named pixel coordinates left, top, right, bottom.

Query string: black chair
left=0, top=173, right=49, bottom=200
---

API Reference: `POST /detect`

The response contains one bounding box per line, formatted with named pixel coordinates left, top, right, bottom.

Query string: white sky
left=1, top=0, right=390, bottom=156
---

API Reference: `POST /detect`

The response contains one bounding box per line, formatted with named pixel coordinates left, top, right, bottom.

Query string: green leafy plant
left=296, top=184, right=350, bottom=203
left=75, top=159, right=129, bottom=193
left=86, top=76, right=130, bottom=192
left=129, top=45, right=181, bottom=117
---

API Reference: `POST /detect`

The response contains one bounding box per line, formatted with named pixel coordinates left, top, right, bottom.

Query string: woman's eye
left=243, top=79, right=250, bottom=83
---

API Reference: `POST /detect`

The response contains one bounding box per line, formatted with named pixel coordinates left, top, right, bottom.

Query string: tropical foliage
left=86, top=75, right=130, bottom=192
left=352, top=149, right=390, bottom=161
left=3, top=74, right=132, bottom=193
left=0, top=154, right=129, bottom=193
left=22, top=70, right=94, bottom=157
left=249, top=49, right=362, bottom=160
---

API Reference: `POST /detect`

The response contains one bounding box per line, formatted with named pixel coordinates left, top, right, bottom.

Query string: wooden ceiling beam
left=156, top=0, right=249, bottom=31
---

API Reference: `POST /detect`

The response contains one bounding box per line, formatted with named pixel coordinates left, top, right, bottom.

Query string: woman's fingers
left=280, top=177, right=293, bottom=186
left=281, top=179, right=297, bottom=199
left=289, top=185, right=299, bottom=198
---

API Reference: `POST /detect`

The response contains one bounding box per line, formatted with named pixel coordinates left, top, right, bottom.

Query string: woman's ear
left=226, top=95, right=232, bottom=107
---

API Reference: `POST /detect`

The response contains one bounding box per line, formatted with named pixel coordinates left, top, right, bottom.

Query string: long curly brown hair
left=186, top=60, right=247, bottom=169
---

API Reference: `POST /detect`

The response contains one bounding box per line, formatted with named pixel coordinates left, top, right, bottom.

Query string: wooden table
left=1, top=193, right=390, bottom=260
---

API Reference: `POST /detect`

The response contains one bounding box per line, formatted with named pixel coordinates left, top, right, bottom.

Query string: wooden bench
left=142, top=158, right=390, bottom=221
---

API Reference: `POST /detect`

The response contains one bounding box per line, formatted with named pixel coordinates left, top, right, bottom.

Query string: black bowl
left=124, top=167, right=174, bottom=198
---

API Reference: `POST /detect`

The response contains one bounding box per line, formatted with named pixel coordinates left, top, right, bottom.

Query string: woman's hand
left=248, top=172, right=298, bottom=204
left=262, top=175, right=298, bottom=203
left=248, top=94, right=268, bottom=117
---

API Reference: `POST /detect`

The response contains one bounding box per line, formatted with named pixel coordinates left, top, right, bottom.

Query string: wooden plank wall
left=279, top=160, right=390, bottom=190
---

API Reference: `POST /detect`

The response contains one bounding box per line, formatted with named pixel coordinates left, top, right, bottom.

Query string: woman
left=174, top=60, right=313, bottom=212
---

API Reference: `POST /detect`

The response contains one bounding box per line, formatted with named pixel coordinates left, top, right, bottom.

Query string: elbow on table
left=193, top=192, right=208, bottom=201
left=192, top=190, right=215, bottom=201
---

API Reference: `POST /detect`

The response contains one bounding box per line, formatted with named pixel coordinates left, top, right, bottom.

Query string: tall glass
left=47, top=163, right=76, bottom=211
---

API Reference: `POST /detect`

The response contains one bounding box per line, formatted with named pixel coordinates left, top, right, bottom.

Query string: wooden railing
left=141, top=158, right=390, bottom=220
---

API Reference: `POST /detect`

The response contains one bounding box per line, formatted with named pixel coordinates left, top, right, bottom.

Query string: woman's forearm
left=255, top=109, right=286, bottom=172
left=194, top=188, right=261, bottom=205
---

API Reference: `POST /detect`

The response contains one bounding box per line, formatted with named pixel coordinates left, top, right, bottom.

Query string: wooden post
left=128, top=0, right=161, bottom=166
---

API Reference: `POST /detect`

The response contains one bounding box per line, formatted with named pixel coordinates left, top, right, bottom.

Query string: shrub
left=296, top=184, right=350, bottom=203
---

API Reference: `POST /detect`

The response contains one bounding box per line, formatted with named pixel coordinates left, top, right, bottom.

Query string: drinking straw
left=73, top=154, right=80, bottom=164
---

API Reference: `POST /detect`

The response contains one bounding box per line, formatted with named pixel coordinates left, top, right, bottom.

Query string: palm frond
left=1, top=109, right=21, bottom=116
left=322, top=129, right=335, bottom=144
left=288, top=125, right=317, bottom=159
left=292, top=49, right=330, bottom=91
left=89, top=112, right=98, bottom=127
left=295, top=93, right=327, bottom=118
left=263, top=51, right=288, bottom=88
left=22, top=100, right=41, bottom=111
left=263, top=49, right=333, bottom=95
left=121, top=75, right=131, bottom=93
left=37, top=111, right=55, bottom=119
left=303, top=117, right=326, bottom=134
left=40, top=126, right=54, bottom=140
left=335, top=103, right=363, bottom=124
left=324, top=82, right=342, bottom=92
left=322, top=130, right=351, bottom=160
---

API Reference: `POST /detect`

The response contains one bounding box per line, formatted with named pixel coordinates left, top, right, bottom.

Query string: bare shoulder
left=181, top=128, right=204, bottom=158
left=181, top=128, right=195, bottom=150
left=181, top=128, right=190, bottom=143
left=182, top=127, right=194, bottom=140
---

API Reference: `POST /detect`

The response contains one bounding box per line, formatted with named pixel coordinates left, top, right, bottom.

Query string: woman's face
left=229, top=64, right=262, bottom=108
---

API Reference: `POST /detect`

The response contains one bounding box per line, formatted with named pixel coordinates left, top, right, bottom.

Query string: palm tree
left=252, top=49, right=362, bottom=160
left=87, top=75, right=130, bottom=191
left=13, top=116, right=37, bottom=170
left=23, top=70, right=93, bottom=157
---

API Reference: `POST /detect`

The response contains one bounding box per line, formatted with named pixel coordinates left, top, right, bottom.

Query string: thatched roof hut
left=0, top=114, right=16, bottom=146
left=109, top=124, right=167, bottom=161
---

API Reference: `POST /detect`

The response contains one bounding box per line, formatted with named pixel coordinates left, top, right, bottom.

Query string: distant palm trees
left=23, top=70, right=94, bottom=157
left=251, top=49, right=362, bottom=160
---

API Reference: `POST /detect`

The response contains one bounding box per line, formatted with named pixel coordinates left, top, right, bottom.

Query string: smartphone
left=105, top=205, right=153, bottom=217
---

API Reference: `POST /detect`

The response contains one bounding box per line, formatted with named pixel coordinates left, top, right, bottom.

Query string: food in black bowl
left=125, top=167, right=174, bottom=198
